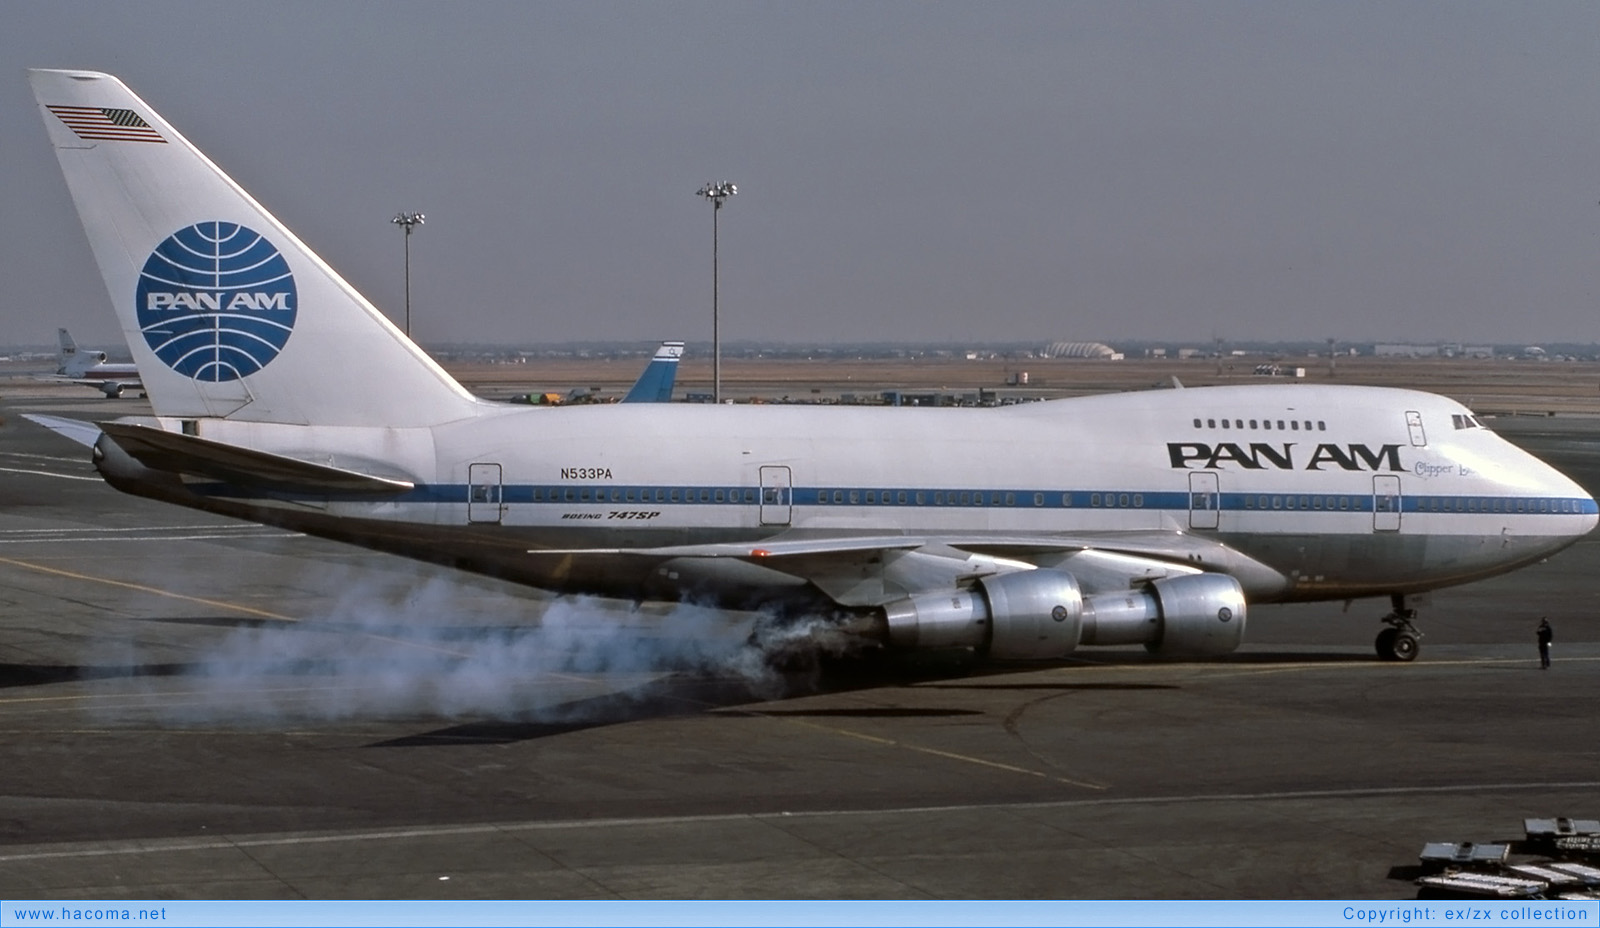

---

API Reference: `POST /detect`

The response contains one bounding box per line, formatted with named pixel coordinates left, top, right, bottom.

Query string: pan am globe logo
left=135, top=222, right=297, bottom=382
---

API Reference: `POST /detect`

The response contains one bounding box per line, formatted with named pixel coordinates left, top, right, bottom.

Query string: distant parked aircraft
left=622, top=341, right=684, bottom=403
left=55, top=328, right=142, bottom=398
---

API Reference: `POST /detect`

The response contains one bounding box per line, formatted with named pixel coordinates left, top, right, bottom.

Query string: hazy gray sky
left=4, top=2, right=1597, bottom=348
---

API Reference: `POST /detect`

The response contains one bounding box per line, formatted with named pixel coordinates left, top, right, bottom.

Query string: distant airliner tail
left=28, top=69, right=480, bottom=427
left=622, top=341, right=684, bottom=403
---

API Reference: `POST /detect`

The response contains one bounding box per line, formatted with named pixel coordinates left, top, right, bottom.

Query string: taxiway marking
left=0, top=553, right=299, bottom=622
left=0, top=554, right=478, bottom=661
left=0, top=465, right=99, bottom=482
left=740, top=711, right=1109, bottom=791
left=2, top=779, right=1597, bottom=864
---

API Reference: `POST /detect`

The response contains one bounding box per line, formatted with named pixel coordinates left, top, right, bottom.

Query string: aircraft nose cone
left=1578, top=490, right=1599, bottom=536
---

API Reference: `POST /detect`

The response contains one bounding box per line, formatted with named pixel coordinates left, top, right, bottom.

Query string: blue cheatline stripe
left=189, top=481, right=1600, bottom=516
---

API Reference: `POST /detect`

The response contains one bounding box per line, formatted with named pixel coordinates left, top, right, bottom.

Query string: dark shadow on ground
left=367, top=675, right=773, bottom=746
left=365, top=652, right=993, bottom=747
left=917, top=682, right=1180, bottom=692
left=0, top=661, right=190, bottom=688
left=1050, top=650, right=1381, bottom=666
left=137, top=616, right=297, bottom=629
left=727, top=707, right=986, bottom=718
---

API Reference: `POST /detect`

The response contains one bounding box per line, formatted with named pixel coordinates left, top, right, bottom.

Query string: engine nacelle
left=1080, top=573, right=1246, bottom=657
left=882, top=569, right=1083, bottom=660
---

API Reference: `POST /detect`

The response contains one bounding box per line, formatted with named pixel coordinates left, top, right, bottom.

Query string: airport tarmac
left=0, top=386, right=1598, bottom=899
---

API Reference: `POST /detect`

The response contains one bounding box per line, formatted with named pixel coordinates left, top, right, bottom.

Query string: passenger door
left=1189, top=472, right=1220, bottom=530
left=759, top=465, right=792, bottom=526
left=468, top=462, right=503, bottom=524
left=1373, top=474, right=1401, bottom=532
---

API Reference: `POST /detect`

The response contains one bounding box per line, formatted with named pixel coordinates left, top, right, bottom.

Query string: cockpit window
left=1451, top=413, right=1486, bottom=430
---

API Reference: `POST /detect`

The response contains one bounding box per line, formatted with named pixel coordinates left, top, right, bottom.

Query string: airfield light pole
left=696, top=182, right=737, bottom=403
left=391, top=212, right=426, bottom=337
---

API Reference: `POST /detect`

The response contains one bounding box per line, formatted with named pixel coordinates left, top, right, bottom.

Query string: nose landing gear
left=1375, top=594, right=1422, bottom=662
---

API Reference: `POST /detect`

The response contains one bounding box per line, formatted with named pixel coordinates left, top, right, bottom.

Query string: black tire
left=1375, top=627, right=1399, bottom=661
left=1391, top=632, right=1419, bottom=662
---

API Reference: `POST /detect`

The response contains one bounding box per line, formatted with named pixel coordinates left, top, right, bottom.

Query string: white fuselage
left=120, top=383, right=1595, bottom=607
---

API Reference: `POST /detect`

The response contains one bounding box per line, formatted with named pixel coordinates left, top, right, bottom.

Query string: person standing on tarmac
left=1537, top=618, right=1553, bottom=670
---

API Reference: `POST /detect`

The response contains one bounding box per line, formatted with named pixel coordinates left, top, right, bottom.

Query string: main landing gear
left=1375, top=593, right=1422, bottom=662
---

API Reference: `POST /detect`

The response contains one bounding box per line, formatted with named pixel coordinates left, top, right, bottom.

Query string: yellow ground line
left=0, top=552, right=476, bottom=661
left=0, top=553, right=629, bottom=685
left=1062, top=654, right=1600, bottom=678
left=0, top=553, right=298, bottom=623
left=771, top=714, right=1108, bottom=790
left=0, top=728, right=337, bottom=737
left=0, top=682, right=421, bottom=707
left=1197, top=657, right=1600, bottom=680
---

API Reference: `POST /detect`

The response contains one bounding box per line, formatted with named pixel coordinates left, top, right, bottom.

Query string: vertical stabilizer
left=622, top=341, right=684, bottom=403
left=56, top=327, right=83, bottom=374
left=29, top=69, right=480, bottom=427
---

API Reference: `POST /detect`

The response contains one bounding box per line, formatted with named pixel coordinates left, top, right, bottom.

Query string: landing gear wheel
left=1375, top=594, right=1423, bottom=662
left=1375, top=627, right=1398, bottom=660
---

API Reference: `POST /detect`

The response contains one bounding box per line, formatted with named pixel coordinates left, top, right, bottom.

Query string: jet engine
left=881, top=568, right=1083, bottom=660
left=880, top=569, right=1246, bottom=660
left=1079, top=573, right=1247, bottom=656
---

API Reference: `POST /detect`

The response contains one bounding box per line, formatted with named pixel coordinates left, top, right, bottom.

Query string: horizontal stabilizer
left=98, top=421, right=413, bottom=495
left=22, top=414, right=103, bottom=448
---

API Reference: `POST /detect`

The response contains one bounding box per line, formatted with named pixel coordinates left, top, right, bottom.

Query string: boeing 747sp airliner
left=25, top=70, right=1597, bottom=664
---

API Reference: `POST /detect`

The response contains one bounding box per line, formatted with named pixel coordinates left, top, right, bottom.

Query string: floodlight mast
left=695, top=182, right=737, bottom=403
left=391, top=212, right=425, bottom=337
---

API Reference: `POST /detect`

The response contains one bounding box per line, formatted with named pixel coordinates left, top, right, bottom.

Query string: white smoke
left=101, top=567, right=805, bottom=726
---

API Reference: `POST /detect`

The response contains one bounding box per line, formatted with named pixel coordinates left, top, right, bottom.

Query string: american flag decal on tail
left=46, top=105, right=166, bottom=143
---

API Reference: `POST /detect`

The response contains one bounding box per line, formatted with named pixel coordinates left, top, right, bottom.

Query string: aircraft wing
left=522, top=531, right=1223, bottom=563
left=22, top=413, right=104, bottom=449
left=98, top=421, right=415, bottom=496
left=524, top=532, right=1247, bottom=607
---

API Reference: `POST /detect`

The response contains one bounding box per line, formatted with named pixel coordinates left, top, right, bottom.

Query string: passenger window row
left=817, top=489, right=1028, bottom=507
left=1192, top=417, right=1326, bottom=431
left=1418, top=497, right=1578, bottom=514
left=531, top=486, right=758, bottom=504
left=1089, top=493, right=1144, bottom=508
left=523, top=486, right=1586, bottom=516
left=1244, top=495, right=1359, bottom=511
